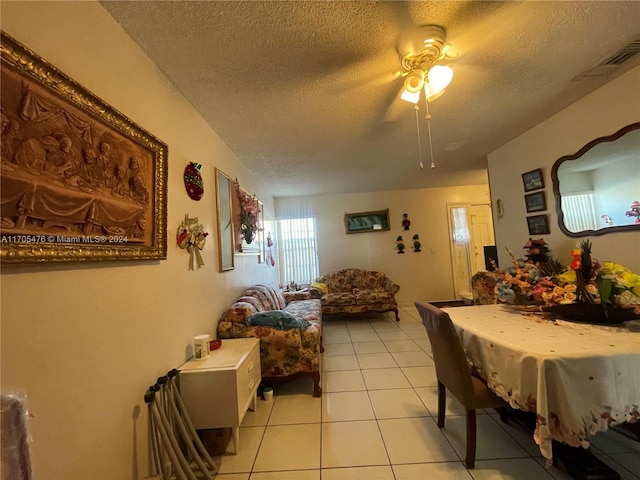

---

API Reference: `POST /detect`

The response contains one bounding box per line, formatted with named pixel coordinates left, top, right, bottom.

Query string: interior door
left=469, top=204, right=496, bottom=273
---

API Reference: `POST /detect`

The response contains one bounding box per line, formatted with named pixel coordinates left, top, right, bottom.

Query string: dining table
left=441, top=304, right=640, bottom=466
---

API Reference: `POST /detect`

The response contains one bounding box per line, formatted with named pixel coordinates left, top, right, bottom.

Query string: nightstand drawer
left=236, top=341, right=261, bottom=413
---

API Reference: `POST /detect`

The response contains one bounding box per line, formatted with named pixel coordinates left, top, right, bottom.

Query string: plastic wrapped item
left=1, top=392, right=33, bottom=480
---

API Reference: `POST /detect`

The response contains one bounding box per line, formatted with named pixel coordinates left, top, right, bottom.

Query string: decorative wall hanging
left=412, top=234, right=422, bottom=252
left=233, top=179, right=261, bottom=254
left=183, top=162, right=203, bottom=201
left=345, top=209, right=390, bottom=234
left=0, top=33, right=168, bottom=264
left=176, top=214, right=208, bottom=271
left=396, top=235, right=405, bottom=254
left=215, top=168, right=234, bottom=272
left=402, top=213, right=411, bottom=230
left=265, top=232, right=275, bottom=267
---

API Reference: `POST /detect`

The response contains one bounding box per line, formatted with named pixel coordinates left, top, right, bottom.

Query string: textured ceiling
left=100, top=1, right=640, bottom=197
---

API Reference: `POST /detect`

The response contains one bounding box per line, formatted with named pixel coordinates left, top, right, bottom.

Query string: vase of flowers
left=235, top=180, right=262, bottom=245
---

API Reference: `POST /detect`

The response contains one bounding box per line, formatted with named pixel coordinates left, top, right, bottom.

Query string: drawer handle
left=247, top=378, right=255, bottom=391
left=247, top=361, right=254, bottom=373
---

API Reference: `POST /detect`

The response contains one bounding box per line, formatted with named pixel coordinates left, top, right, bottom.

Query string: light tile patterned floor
left=215, top=306, right=640, bottom=480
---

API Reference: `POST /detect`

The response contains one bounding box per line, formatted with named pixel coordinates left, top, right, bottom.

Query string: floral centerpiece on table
left=494, top=238, right=640, bottom=322
left=235, top=180, right=262, bottom=245
left=493, top=238, right=557, bottom=304
left=540, top=240, right=640, bottom=322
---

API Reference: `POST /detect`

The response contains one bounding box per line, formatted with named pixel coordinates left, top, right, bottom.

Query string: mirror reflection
left=215, top=168, right=235, bottom=271
left=552, top=123, right=640, bottom=237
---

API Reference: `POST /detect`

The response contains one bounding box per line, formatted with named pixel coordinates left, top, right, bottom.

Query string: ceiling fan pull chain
left=424, top=98, right=435, bottom=169
left=414, top=104, right=424, bottom=170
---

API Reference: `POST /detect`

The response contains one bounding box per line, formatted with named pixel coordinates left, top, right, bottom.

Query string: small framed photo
left=527, top=214, right=550, bottom=235
left=522, top=168, right=544, bottom=192
left=524, top=191, right=546, bottom=213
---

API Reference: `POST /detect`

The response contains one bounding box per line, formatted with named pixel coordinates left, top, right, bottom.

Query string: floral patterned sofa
left=217, top=284, right=322, bottom=396
left=314, top=268, right=400, bottom=321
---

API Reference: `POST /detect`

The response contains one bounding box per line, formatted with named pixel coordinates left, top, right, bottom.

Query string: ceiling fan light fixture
left=424, top=84, right=445, bottom=102
left=403, top=70, right=425, bottom=93
left=427, top=65, right=453, bottom=92
left=401, top=88, right=421, bottom=104
left=427, top=65, right=453, bottom=93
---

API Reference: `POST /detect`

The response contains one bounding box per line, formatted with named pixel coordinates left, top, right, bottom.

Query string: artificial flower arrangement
left=494, top=238, right=640, bottom=322
left=235, top=180, right=262, bottom=244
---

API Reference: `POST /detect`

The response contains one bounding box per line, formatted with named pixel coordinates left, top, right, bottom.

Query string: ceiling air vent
left=573, top=36, right=640, bottom=80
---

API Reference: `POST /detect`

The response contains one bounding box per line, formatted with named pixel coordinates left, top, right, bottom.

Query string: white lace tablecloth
left=442, top=304, right=640, bottom=462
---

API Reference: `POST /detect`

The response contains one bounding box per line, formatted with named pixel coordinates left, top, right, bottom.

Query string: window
left=275, top=197, right=319, bottom=285
left=562, top=193, right=597, bottom=232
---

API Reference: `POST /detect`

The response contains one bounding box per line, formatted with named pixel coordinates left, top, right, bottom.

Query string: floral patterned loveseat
left=217, top=284, right=322, bottom=396
left=315, top=268, right=400, bottom=321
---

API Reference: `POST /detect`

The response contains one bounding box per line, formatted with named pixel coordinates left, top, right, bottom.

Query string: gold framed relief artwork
left=0, top=32, right=168, bottom=264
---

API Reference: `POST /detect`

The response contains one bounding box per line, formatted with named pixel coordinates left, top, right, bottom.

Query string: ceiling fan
left=389, top=25, right=457, bottom=169
left=397, top=25, right=456, bottom=103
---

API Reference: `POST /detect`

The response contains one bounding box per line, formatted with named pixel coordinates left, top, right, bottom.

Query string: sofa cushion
left=220, top=302, right=259, bottom=323
left=284, top=299, right=322, bottom=321
left=359, top=271, right=386, bottom=289
left=237, top=295, right=265, bottom=312
left=354, top=288, right=393, bottom=305
left=247, top=310, right=310, bottom=330
left=322, top=292, right=357, bottom=306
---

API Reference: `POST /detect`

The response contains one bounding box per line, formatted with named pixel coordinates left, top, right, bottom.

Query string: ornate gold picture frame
left=0, top=33, right=168, bottom=264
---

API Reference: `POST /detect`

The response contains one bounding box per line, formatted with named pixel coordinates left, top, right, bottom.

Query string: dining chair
left=415, top=301, right=508, bottom=468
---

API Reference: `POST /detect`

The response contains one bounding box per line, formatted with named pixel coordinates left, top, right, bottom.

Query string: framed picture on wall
left=524, top=191, right=546, bottom=213
left=0, top=32, right=168, bottom=264
left=526, top=214, right=550, bottom=235
left=345, top=209, right=390, bottom=234
left=522, top=168, right=544, bottom=192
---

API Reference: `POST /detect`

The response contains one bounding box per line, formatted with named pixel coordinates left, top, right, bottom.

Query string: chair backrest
left=414, top=301, right=475, bottom=403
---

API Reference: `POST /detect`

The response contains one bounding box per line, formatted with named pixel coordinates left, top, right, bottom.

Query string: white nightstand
left=179, top=337, right=261, bottom=454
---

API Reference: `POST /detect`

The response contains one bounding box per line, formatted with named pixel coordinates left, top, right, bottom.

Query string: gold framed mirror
left=215, top=168, right=234, bottom=271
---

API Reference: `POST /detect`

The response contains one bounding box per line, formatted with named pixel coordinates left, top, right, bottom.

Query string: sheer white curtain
left=562, top=193, right=598, bottom=232
left=275, top=197, right=319, bottom=285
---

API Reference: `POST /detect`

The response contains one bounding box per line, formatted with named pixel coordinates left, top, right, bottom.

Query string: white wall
left=488, top=66, right=640, bottom=270
left=0, top=2, right=277, bottom=479
left=304, top=184, right=491, bottom=305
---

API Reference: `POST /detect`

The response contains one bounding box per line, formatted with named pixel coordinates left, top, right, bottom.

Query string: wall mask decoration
left=176, top=214, right=208, bottom=271
left=0, top=33, right=168, bottom=264
left=396, top=235, right=405, bottom=254
left=183, top=162, right=203, bottom=201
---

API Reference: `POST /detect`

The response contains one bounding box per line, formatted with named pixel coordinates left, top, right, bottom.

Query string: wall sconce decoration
left=183, top=162, right=204, bottom=201
left=396, top=235, right=405, bottom=254
left=412, top=234, right=422, bottom=252
left=177, top=214, right=208, bottom=270
left=402, top=213, right=411, bottom=230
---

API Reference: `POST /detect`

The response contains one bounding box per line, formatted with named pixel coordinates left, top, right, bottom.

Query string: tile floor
left=214, top=306, right=640, bottom=480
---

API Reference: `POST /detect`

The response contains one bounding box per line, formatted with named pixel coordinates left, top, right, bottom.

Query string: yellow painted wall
left=304, top=184, right=492, bottom=305
left=0, top=2, right=277, bottom=478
